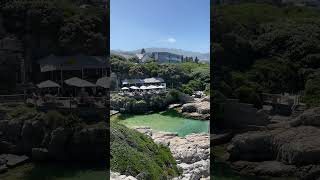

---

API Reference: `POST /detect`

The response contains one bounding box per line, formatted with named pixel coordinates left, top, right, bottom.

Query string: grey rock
left=0, top=165, right=7, bottom=174
left=32, top=148, right=48, bottom=161
left=182, top=103, right=197, bottom=113
left=228, top=131, right=273, bottom=161
left=6, top=120, right=22, bottom=143
left=228, top=126, right=320, bottom=165
left=297, top=165, right=320, bottom=180
left=69, top=123, right=107, bottom=161
left=291, top=107, right=320, bottom=127
left=21, top=120, right=45, bottom=153
left=0, top=154, right=29, bottom=167
left=231, top=161, right=296, bottom=177
left=0, top=120, right=8, bottom=133
left=48, top=128, right=69, bottom=160
left=211, top=132, right=233, bottom=145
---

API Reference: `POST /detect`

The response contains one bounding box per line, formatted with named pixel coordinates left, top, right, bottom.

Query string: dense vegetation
left=213, top=2, right=320, bottom=107
left=0, top=0, right=107, bottom=93
left=111, top=55, right=210, bottom=95
left=111, top=89, right=190, bottom=114
left=110, top=121, right=180, bottom=179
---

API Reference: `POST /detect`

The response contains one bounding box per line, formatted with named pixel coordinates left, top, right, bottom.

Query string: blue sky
left=110, top=0, right=210, bottom=53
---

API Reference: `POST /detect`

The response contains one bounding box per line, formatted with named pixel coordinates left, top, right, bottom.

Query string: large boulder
left=69, top=123, right=107, bottom=162
left=231, top=161, right=296, bottom=177
left=182, top=103, right=197, bottom=113
left=32, top=148, right=49, bottom=162
left=0, top=154, right=29, bottom=168
left=151, top=131, right=210, bottom=179
left=272, top=126, right=320, bottom=165
left=228, top=131, right=273, bottom=161
left=197, top=101, right=210, bottom=114
left=0, top=141, right=17, bottom=154
left=297, top=165, right=320, bottom=180
left=211, top=132, right=233, bottom=145
left=0, top=120, right=8, bottom=134
left=291, top=107, right=320, bottom=127
left=228, top=126, right=320, bottom=165
left=21, top=120, right=45, bottom=153
left=6, top=120, right=23, bottom=143
left=182, top=102, right=210, bottom=114
left=48, top=127, right=70, bottom=160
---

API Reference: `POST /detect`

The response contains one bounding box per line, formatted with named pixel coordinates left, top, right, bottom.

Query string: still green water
left=118, top=111, right=209, bottom=137
left=0, top=163, right=106, bottom=180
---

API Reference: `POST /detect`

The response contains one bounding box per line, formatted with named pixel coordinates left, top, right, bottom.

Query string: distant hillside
left=111, top=48, right=210, bottom=62
left=110, top=50, right=135, bottom=59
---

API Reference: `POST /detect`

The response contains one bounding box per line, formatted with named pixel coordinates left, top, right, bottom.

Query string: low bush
left=110, top=122, right=180, bottom=179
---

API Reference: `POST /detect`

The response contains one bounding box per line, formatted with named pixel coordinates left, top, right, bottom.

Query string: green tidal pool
left=0, top=163, right=106, bottom=180
left=117, top=111, right=210, bottom=137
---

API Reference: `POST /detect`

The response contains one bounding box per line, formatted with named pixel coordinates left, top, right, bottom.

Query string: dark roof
left=143, top=77, right=164, bottom=83
left=122, top=79, right=144, bottom=85
left=38, top=54, right=107, bottom=67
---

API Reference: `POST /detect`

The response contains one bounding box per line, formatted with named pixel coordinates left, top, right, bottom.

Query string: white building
left=121, top=77, right=166, bottom=90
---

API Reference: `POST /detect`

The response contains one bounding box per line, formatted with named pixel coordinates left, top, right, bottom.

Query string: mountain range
left=111, top=48, right=210, bottom=62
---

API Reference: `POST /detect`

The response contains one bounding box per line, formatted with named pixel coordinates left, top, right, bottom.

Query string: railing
left=0, top=94, right=25, bottom=103
left=27, top=96, right=109, bottom=109
left=262, top=92, right=302, bottom=112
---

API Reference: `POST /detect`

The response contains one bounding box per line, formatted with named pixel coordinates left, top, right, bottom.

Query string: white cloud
left=158, top=37, right=177, bottom=44
left=167, top=38, right=176, bottom=43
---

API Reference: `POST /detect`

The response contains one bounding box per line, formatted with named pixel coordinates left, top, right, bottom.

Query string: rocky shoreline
left=0, top=104, right=108, bottom=175
left=214, top=107, right=320, bottom=180
left=111, top=127, right=210, bottom=180
left=137, top=127, right=210, bottom=180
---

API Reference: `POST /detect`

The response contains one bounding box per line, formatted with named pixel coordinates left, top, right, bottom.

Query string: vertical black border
left=105, top=0, right=111, bottom=176
left=210, top=0, right=215, bottom=177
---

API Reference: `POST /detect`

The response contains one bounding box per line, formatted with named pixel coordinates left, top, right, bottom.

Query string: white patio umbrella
left=64, top=77, right=96, bottom=87
left=121, top=87, right=129, bottom=90
left=37, top=80, right=60, bottom=88
left=96, top=76, right=110, bottom=88
left=148, top=85, right=158, bottom=89
left=140, top=86, right=148, bottom=90
left=130, top=86, right=140, bottom=90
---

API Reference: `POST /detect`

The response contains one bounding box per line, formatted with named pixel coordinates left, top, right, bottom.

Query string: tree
left=141, top=48, right=146, bottom=54
left=195, top=57, right=199, bottom=63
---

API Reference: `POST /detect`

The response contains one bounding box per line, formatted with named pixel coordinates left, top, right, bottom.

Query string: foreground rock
left=135, top=127, right=210, bottom=180
left=110, top=171, right=137, bottom=180
left=226, top=107, right=320, bottom=178
left=290, top=107, right=320, bottom=127
left=0, top=154, right=29, bottom=173
left=231, top=161, right=297, bottom=177
left=229, top=126, right=320, bottom=165
left=0, top=104, right=108, bottom=167
left=211, top=132, right=233, bottom=145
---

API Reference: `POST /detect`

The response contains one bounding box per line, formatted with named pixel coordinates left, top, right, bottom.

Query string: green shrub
left=8, top=105, right=37, bottom=120
left=180, top=84, right=193, bottom=95
left=110, top=122, right=179, bottom=179
left=234, top=85, right=262, bottom=108
left=304, top=75, right=320, bottom=107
